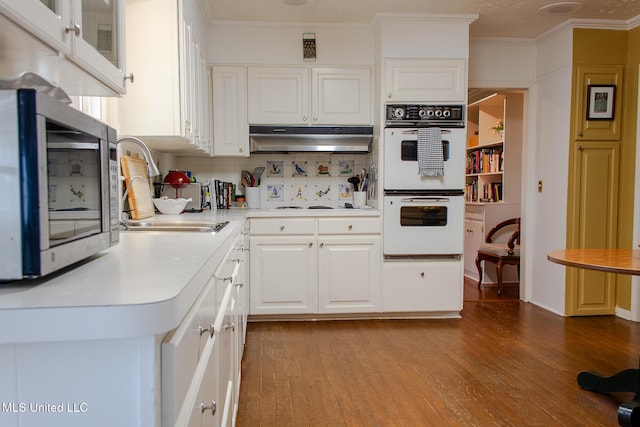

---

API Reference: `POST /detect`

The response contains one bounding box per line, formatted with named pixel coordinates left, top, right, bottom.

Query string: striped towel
left=417, top=127, right=444, bottom=177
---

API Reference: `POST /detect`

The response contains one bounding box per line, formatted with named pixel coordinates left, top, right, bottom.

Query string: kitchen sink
left=121, top=220, right=229, bottom=233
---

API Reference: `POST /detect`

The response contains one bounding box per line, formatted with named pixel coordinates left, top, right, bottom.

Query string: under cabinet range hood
left=249, top=125, right=374, bottom=153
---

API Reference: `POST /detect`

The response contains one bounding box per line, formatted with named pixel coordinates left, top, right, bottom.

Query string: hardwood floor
left=237, top=297, right=640, bottom=426
left=463, top=275, right=520, bottom=301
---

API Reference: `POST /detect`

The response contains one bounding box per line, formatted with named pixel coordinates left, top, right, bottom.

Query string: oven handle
left=401, top=129, right=451, bottom=135
left=400, top=197, right=451, bottom=203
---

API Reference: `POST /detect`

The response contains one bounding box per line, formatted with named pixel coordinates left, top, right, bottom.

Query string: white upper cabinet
left=385, top=58, right=467, bottom=103
left=0, top=0, right=126, bottom=94
left=212, top=65, right=249, bottom=157
left=248, top=66, right=372, bottom=125
left=248, top=67, right=309, bottom=125
left=312, top=68, right=372, bottom=125
left=118, top=0, right=212, bottom=156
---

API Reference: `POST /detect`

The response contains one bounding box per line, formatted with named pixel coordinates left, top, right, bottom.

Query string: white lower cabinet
left=165, top=227, right=248, bottom=427
left=382, top=259, right=463, bottom=313
left=250, top=216, right=381, bottom=315
left=250, top=235, right=317, bottom=314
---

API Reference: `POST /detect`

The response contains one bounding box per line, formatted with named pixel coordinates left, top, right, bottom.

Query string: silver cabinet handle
left=234, top=281, right=244, bottom=288
left=198, top=323, right=215, bottom=338
left=280, top=225, right=285, bottom=231
left=65, top=22, right=81, bottom=37
left=200, top=400, right=216, bottom=415
left=308, top=242, right=313, bottom=247
left=124, top=73, right=134, bottom=84
left=223, top=323, right=236, bottom=332
left=348, top=225, right=353, bottom=231
left=319, top=242, right=324, bottom=248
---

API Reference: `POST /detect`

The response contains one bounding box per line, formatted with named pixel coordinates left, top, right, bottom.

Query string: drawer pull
left=348, top=225, right=353, bottom=230
left=280, top=225, right=285, bottom=231
left=223, top=322, right=236, bottom=332
left=199, top=323, right=215, bottom=338
left=200, top=400, right=216, bottom=415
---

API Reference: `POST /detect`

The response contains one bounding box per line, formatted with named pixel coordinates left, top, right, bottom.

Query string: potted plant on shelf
left=489, top=119, right=504, bottom=138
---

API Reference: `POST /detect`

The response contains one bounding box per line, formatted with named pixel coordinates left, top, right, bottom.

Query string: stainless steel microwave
left=0, top=89, right=120, bottom=281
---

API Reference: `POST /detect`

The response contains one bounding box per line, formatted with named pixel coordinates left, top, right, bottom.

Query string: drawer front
left=318, top=217, right=380, bottom=234
left=382, top=260, right=463, bottom=312
left=250, top=218, right=315, bottom=235
left=162, top=279, right=216, bottom=426
left=465, top=204, right=484, bottom=221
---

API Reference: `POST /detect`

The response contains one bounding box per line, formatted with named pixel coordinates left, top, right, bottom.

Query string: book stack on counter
left=213, top=180, right=234, bottom=209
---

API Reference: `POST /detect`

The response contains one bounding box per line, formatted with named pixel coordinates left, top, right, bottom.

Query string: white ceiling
left=205, top=0, right=640, bottom=38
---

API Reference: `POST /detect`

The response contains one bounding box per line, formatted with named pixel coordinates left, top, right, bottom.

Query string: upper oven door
left=383, top=127, right=465, bottom=191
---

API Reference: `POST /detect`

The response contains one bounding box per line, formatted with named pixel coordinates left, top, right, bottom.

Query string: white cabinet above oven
left=384, top=59, right=467, bottom=103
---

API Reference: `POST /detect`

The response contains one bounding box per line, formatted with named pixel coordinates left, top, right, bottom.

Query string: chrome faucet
left=117, top=136, right=161, bottom=221
left=116, top=135, right=162, bottom=177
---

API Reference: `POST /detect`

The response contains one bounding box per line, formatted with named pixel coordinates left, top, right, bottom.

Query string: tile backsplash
left=177, top=153, right=372, bottom=208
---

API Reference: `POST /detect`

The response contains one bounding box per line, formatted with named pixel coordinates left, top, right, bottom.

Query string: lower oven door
left=383, top=195, right=464, bottom=256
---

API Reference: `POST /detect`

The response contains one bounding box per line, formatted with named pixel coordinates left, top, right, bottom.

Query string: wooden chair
left=475, top=217, right=521, bottom=296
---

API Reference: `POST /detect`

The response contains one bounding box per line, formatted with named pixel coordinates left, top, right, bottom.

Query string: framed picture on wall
left=586, top=84, right=616, bottom=120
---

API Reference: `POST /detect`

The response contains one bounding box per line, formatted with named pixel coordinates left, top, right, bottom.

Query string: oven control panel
left=386, top=104, right=465, bottom=127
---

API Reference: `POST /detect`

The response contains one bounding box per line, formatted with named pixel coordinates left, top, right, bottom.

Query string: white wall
left=528, top=28, right=574, bottom=315
left=468, top=38, right=536, bottom=88
left=207, top=21, right=374, bottom=66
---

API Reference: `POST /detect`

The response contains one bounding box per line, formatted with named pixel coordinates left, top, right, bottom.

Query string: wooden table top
left=547, top=249, right=640, bottom=276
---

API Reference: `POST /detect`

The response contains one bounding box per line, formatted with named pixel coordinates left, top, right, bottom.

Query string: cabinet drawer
left=382, top=260, right=463, bottom=312
left=465, top=204, right=484, bottom=221
left=318, top=217, right=380, bottom=234
left=162, top=279, right=216, bottom=426
left=250, top=218, right=315, bottom=235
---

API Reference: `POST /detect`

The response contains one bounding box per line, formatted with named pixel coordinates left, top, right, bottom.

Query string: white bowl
left=152, top=198, right=192, bottom=215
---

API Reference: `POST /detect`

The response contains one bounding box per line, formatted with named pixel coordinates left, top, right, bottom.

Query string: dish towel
left=417, top=127, right=444, bottom=177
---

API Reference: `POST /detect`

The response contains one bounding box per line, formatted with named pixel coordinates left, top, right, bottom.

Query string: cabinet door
left=312, top=68, right=372, bottom=125
left=72, top=0, right=126, bottom=94
left=248, top=67, right=309, bottom=124
left=318, top=236, right=380, bottom=313
left=0, top=0, right=72, bottom=53
left=574, top=65, right=624, bottom=141
left=250, top=236, right=316, bottom=314
left=182, top=15, right=195, bottom=141
left=213, top=66, right=249, bottom=156
left=385, top=59, right=466, bottom=102
left=464, top=219, right=484, bottom=280
left=175, top=333, right=221, bottom=427
left=566, top=141, right=619, bottom=315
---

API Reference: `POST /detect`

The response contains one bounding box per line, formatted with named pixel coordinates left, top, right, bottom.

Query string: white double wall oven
left=383, top=104, right=466, bottom=257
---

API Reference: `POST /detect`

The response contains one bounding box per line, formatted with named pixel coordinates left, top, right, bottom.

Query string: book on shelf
left=466, top=148, right=503, bottom=174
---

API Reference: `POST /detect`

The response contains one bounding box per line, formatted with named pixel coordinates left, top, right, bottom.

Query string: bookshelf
left=465, top=92, right=522, bottom=204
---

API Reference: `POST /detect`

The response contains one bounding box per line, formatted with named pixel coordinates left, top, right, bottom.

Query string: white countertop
left=0, top=207, right=380, bottom=344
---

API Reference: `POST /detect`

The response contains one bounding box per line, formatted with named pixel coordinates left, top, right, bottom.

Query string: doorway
left=463, top=88, right=526, bottom=302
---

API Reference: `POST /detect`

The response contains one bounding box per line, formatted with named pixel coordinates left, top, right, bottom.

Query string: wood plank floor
left=237, top=289, right=640, bottom=426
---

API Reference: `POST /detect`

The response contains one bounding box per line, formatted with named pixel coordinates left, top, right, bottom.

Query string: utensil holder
left=245, top=187, right=261, bottom=209
left=353, top=191, right=366, bottom=208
